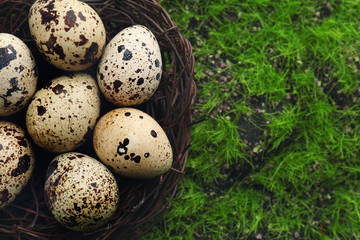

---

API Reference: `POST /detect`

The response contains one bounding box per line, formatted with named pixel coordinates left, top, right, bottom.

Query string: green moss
left=146, top=0, right=360, bottom=239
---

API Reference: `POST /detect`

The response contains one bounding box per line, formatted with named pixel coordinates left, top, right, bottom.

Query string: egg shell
left=93, top=108, right=173, bottom=179
left=28, top=0, right=106, bottom=71
left=44, top=152, right=119, bottom=232
left=97, top=25, right=162, bottom=106
left=0, top=33, right=38, bottom=116
left=26, top=73, right=100, bottom=153
left=0, top=121, right=35, bottom=209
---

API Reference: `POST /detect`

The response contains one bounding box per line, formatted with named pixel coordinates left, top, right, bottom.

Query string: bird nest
left=0, top=0, right=196, bottom=239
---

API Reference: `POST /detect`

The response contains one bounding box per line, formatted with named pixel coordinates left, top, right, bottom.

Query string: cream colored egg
left=0, top=121, right=35, bottom=209
left=26, top=73, right=100, bottom=153
left=0, top=33, right=38, bottom=116
left=93, top=108, right=173, bottom=179
left=28, top=0, right=106, bottom=71
left=44, top=152, right=119, bottom=232
left=97, top=25, right=162, bottom=106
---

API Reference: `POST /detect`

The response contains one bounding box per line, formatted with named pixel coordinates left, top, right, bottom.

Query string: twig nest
left=28, top=0, right=106, bottom=71
left=93, top=107, right=173, bottom=179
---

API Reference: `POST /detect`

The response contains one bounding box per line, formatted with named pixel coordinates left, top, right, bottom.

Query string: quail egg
left=0, top=33, right=38, bottom=116
left=44, top=152, right=119, bottom=232
left=93, top=108, right=173, bottom=179
left=97, top=25, right=162, bottom=106
left=0, top=121, right=35, bottom=209
left=26, top=73, right=100, bottom=153
left=28, top=0, right=106, bottom=71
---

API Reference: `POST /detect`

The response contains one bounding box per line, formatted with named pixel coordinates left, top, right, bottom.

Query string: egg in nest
left=97, top=25, right=162, bottom=106
left=44, top=152, right=119, bottom=232
left=0, top=121, right=35, bottom=209
left=28, top=0, right=106, bottom=71
left=93, top=108, right=173, bottom=179
left=26, top=73, right=100, bottom=153
left=0, top=33, right=38, bottom=116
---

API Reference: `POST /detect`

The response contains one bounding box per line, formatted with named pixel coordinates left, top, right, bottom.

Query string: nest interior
left=0, top=0, right=196, bottom=239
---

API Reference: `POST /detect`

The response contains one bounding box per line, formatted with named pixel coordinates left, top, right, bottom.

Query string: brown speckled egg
left=0, top=33, right=38, bottom=116
left=97, top=25, right=162, bottom=106
left=28, top=0, right=106, bottom=71
left=26, top=73, right=100, bottom=153
left=44, top=152, right=119, bottom=232
left=93, top=108, right=173, bottom=179
left=0, top=121, right=35, bottom=209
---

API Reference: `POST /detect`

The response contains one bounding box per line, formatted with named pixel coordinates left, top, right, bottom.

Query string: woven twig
left=0, top=0, right=196, bottom=239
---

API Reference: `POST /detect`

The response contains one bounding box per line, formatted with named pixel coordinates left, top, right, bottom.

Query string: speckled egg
left=93, top=108, right=173, bottom=179
left=0, top=121, right=35, bottom=209
left=97, top=25, right=162, bottom=106
left=0, top=33, right=38, bottom=116
left=26, top=73, right=100, bottom=153
left=28, top=0, right=106, bottom=71
left=44, top=152, right=119, bottom=232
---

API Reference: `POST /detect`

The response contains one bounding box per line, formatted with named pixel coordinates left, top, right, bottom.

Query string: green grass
left=144, top=0, right=360, bottom=239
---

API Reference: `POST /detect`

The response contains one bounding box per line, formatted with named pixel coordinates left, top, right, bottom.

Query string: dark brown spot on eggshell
left=15, top=136, right=28, bottom=147
left=0, top=44, right=17, bottom=71
left=74, top=203, right=81, bottom=212
left=37, top=105, right=46, bottom=116
left=122, top=49, right=132, bottom=61
left=39, top=0, right=58, bottom=29
left=133, top=156, right=141, bottom=163
left=64, top=10, right=78, bottom=32
left=80, top=42, right=99, bottom=65
left=117, top=138, right=129, bottom=155
left=74, top=35, right=88, bottom=46
left=52, top=84, right=67, bottom=95
left=11, top=154, right=31, bottom=177
left=117, top=45, right=125, bottom=53
left=151, top=130, right=157, bottom=138
left=113, top=80, right=122, bottom=93
left=137, top=78, right=144, bottom=85
left=78, top=12, right=86, bottom=21
left=155, top=59, right=160, bottom=67
left=129, top=94, right=140, bottom=101
left=40, top=33, right=65, bottom=60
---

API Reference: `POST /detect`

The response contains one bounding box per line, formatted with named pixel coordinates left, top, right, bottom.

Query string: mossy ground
left=144, top=0, right=360, bottom=239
